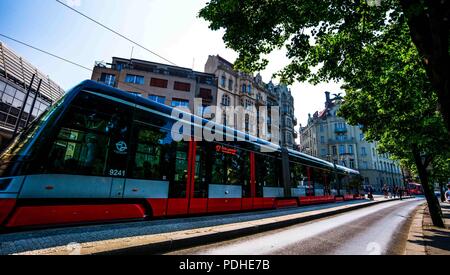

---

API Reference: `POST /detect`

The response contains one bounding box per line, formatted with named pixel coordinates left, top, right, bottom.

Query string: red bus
left=408, top=183, right=424, bottom=195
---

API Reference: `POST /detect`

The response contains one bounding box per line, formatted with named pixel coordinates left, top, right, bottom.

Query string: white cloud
left=66, top=0, right=81, bottom=7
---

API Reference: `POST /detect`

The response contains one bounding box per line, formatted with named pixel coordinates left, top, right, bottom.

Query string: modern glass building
left=0, top=42, right=65, bottom=148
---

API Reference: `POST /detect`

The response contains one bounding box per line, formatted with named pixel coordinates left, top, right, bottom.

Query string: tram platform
left=0, top=195, right=411, bottom=255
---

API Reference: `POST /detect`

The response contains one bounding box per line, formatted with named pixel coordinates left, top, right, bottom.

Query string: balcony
left=293, top=117, right=298, bottom=126
left=328, top=137, right=355, bottom=144
left=293, top=131, right=299, bottom=139
left=335, top=127, right=348, bottom=133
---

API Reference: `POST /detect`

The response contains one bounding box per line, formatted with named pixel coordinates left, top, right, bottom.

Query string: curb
left=97, top=197, right=414, bottom=255
left=404, top=204, right=427, bottom=255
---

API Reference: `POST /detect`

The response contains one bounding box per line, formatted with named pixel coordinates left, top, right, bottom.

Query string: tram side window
left=129, top=120, right=189, bottom=198
left=43, top=93, right=132, bottom=177
left=313, top=168, right=327, bottom=196
left=255, top=154, right=281, bottom=196
left=340, top=174, right=352, bottom=195
left=130, top=123, right=171, bottom=181
left=290, top=162, right=306, bottom=189
left=208, top=143, right=250, bottom=187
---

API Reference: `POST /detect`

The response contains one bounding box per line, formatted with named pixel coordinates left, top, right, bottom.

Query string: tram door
left=188, top=141, right=208, bottom=214
left=166, top=142, right=191, bottom=216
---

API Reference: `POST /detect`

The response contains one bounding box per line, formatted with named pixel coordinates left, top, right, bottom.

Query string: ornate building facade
left=299, top=92, right=403, bottom=191
left=204, top=55, right=297, bottom=149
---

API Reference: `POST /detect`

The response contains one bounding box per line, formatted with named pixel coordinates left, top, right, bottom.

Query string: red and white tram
left=0, top=81, right=362, bottom=230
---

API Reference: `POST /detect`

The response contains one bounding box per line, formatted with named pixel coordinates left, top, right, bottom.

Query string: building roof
left=0, top=42, right=65, bottom=102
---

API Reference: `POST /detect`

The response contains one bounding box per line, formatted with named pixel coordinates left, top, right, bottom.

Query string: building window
left=320, top=149, right=327, bottom=157
left=247, top=84, right=252, bottom=94
left=222, top=94, right=231, bottom=106
left=125, top=74, right=145, bottom=85
left=149, top=95, right=166, bottom=104
left=320, top=124, right=324, bottom=132
left=350, top=160, right=355, bottom=169
left=335, top=122, right=345, bottom=129
left=320, top=136, right=325, bottom=144
left=199, top=88, right=213, bottom=102
left=245, top=99, right=253, bottom=109
left=361, top=147, right=367, bottom=156
left=171, top=99, right=189, bottom=108
left=348, top=145, right=354, bottom=154
left=242, top=84, right=246, bottom=93
left=150, top=78, right=168, bottom=88
left=332, top=146, right=337, bottom=156
left=287, top=134, right=293, bottom=146
left=221, top=75, right=226, bottom=87
left=362, top=161, right=368, bottom=169
left=245, top=114, right=250, bottom=133
left=174, top=82, right=191, bottom=92
left=100, top=73, right=116, bottom=86
left=228, top=79, right=233, bottom=91
left=360, top=133, right=364, bottom=141
left=339, top=145, right=346, bottom=155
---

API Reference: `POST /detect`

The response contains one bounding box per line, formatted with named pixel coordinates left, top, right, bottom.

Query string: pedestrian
left=383, top=184, right=388, bottom=198
left=393, top=186, right=398, bottom=199
left=368, top=185, right=374, bottom=201
left=445, top=184, right=450, bottom=203
left=398, top=186, right=403, bottom=200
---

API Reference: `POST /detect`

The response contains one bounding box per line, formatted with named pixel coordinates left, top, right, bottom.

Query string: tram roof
left=72, top=80, right=360, bottom=176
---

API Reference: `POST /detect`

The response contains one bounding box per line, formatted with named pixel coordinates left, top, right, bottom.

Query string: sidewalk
left=0, top=196, right=408, bottom=255
left=405, top=202, right=450, bottom=255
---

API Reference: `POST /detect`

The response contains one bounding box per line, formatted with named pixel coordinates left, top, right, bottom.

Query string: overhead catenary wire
left=55, top=0, right=177, bottom=66
left=0, top=34, right=168, bottom=97
left=0, top=33, right=93, bottom=72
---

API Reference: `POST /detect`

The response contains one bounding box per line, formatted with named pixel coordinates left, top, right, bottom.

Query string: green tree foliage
left=337, top=23, right=448, bottom=227
left=199, top=0, right=450, bottom=131
left=199, top=0, right=450, bottom=226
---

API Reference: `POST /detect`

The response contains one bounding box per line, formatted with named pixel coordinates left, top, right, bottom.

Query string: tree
left=199, top=0, right=450, bottom=133
left=399, top=0, right=450, bottom=134
left=429, top=154, right=450, bottom=202
left=336, top=23, right=449, bottom=227
left=199, top=0, right=450, bottom=227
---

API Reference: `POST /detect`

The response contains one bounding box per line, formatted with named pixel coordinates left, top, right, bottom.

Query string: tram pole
left=281, top=147, right=292, bottom=197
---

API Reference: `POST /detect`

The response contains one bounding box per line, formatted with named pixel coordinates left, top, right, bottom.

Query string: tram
left=0, top=80, right=361, bottom=229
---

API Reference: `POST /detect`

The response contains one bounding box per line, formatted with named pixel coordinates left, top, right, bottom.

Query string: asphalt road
left=167, top=198, right=425, bottom=255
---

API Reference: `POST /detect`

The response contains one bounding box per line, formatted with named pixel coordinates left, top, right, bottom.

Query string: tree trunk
left=412, top=147, right=445, bottom=227
left=400, top=0, right=450, bottom=133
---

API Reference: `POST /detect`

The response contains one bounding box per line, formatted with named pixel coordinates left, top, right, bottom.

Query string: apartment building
left=92, top=57, right=218, bottom=116
left=204, top=55, right=297, bottom=149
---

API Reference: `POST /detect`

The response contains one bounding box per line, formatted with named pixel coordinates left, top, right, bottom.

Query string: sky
left=0, top=0, right=343, bottom=136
